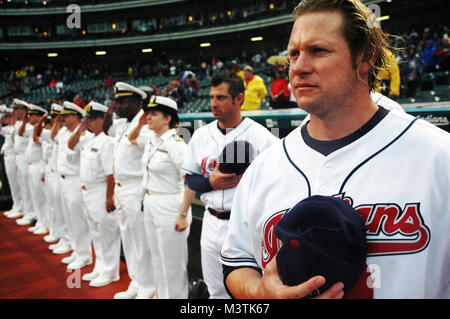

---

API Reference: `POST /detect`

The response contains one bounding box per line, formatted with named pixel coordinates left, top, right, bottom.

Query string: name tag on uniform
left=91, top=148, right=98, bottom=152
left=157, top=148, right=168, bottom=154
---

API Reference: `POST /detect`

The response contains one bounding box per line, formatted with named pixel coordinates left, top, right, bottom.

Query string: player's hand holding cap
left=218, top=140, right=255, bottom=175
left=274, top=195, right=367, bottom=296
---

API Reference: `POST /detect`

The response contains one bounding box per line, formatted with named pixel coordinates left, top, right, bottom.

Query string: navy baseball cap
left=274, top=195, right=367, bottom=296
left=218, top=140, right=255, bottom=175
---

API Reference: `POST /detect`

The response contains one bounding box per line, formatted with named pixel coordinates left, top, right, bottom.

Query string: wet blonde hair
left=293, top=0, right=395, bottom=91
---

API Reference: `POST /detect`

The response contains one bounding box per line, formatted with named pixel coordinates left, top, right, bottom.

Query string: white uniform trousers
left=3, top=154, right=23, bottom=213
left=60, top=175, right=92, bottom=262
left=82, top=182, right=121, bottom=280
left=200, top=211, right=231, bottom=299
left=143, top=192, right=191, bottom=299
left=45, top=172, right=69, bottom=243
left=113, top=180, right=155, bottom=296
left=28, top=162, right=47, bottom=228
left=15, top=155, right=35, bottom=219
left=44, top=171, right=58, bottom=238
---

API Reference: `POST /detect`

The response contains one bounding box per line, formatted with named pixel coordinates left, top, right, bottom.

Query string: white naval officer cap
left=12, top=98, right=29, bottom=109
left=27, top=103, right=48, bottom=116
left=144, top=95, right=179, bottom=123
left=145, top=95, right=178, bottom=112
left=85, top=101, right=108, bottom=118
left=113, top=81, right=147, bottom=101
left=50, top=103, right=63, bottom=117
left=62, top=101, right=86, bottom=117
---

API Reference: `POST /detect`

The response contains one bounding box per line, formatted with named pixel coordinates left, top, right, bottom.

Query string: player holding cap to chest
left=181, top=70, right=279, bottom=299
left=220, top=0, right=450, bottom=299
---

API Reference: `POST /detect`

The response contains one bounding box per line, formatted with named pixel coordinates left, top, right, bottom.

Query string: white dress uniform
left=41, top=126, right=71, bottom=248
left=111, top=109, right=156, bottom=298
left=14, top=119, right=36, bottom=225
left=138, top=128, right=191, bottom=299
left=41, top=127, right=59, bottom=241
left=56, top=102, right=92, bottom=267
left=220, top=109, right=450, bottom=299
left=79, top=124, right=121, bottom=285
left=25, top=104, right=48, bottom=234
left=0, top=116, right=23, bottom=217
left=181, top=117, right=279, bottom=298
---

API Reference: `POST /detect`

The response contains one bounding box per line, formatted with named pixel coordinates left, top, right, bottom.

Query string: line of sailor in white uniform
left=0, top=82, right=193, bottom=299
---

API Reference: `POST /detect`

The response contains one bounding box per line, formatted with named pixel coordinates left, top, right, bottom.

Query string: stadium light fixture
left=200, top=42, right=211, bottom=48
left=47, top=53, right=58, bottom=58
left=142, top=48, right=153, bottom=53
left=251, top=36, right=263, bottom=42
left=95, top=51, right=107, bottom=56
left=377, top=15, right=390, bottom=22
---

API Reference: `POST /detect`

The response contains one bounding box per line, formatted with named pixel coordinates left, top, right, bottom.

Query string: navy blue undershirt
left=301, top=106, right=390, bottom=156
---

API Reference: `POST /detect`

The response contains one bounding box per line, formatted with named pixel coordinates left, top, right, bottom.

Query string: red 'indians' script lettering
left=200, top=157, right=216, bottom=176
left=356, top=203, right=430, bottom=256
left=261, top=210, right=286, bottom=268
left=261, top=195, right=431, bottom=267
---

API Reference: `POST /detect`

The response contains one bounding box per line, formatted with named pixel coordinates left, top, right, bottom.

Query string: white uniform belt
left=115, top=177, right=142, bottom=187
left=60, top=174, right=77, bottom=179
left=81, top=181, right=105, bottom=191
left=145, top=189, right=182, bottom=196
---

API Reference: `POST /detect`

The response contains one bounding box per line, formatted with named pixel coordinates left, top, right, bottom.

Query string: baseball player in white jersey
left=68, top=101, right=121, bottom=287
left=220, top=0, right=449, bottom=299
left=108, top=82, right=156, bottom=299
left=181, top=71, right=279, bottom=299
left=0, top=105, right=23, bottom=219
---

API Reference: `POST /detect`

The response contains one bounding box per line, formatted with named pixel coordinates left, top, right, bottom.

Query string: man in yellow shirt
left=375, top=49, right=400, bottom=100
left=241, top=65, right=268, bottom=110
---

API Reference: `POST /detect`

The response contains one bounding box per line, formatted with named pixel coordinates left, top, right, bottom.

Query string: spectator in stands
left=240, top=65, right=267, bottom=111
left=375, top=49, right=401, bottom=100
left=436, top=37, right=450, bottom=71
left=421, top=39, right=438, bottom=73
left=269, top=69, right=290, bottom=109
left=150, top=83, right=160, bottom=96
left=403, top=46, right=424, bottom=97
left=73, top=94, right=86, bottom=108
left=105, top=75, right=113, bottom=88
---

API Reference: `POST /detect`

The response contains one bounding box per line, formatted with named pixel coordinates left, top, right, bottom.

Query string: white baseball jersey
left=220, top=110, right=450, bottom=299
left=181, top=117, right=279, bottom=211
